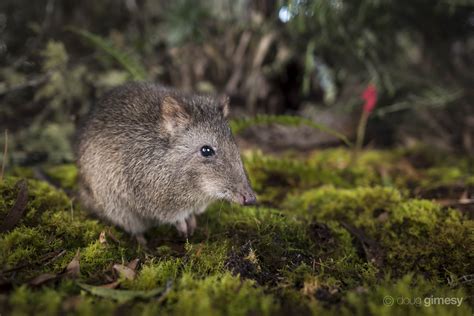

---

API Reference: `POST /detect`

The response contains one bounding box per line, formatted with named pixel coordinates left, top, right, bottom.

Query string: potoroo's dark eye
left=200, top=145, right=215, bottom=157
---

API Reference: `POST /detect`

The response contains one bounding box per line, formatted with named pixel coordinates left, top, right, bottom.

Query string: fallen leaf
left=20, top=250, right=79, bottom=287
left=29, top=273, right=58, bottom=286
left=77, top=282, right=164, bottom=303
left=99, top=231, right=107, bottom=244
left=0, top=179, right=28, bottom=233
left=64, top=250, right=80, bottom=278
left=113, top=264, right=136, bottom=280
left=127, top=258, right=140, bottom=271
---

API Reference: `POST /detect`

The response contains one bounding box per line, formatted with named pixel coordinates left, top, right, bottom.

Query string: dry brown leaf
left=99, top=231, right=107, bottom=244
left=29, top=273, right=58, bottom=286
left=127, top=258, right=140, bottom=271
left=65, top=250, right=80, bottom=278
left=113, top=264, right=136, bottom=281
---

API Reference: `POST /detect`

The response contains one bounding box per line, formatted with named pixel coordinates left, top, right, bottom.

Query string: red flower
left=362, top=84, right=378, bottom=114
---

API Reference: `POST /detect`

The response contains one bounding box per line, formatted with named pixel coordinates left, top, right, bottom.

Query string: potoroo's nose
left=241, top=191, right=257, bottom=205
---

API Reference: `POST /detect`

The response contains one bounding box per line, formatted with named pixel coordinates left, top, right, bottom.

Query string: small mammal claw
left=175, top=219, right=188, bottom=237
left=175, top=214, right=197, bottom=238
left=186, top=214, right=197, bottom=236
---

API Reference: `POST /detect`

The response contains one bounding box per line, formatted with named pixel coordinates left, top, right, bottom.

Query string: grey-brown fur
left=75, top=82, right=256, bottom=238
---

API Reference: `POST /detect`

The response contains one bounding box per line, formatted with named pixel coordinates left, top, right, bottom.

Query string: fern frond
left=68, top=28, right=147, bottom=81
left=230, top=115, right=352, bottom=147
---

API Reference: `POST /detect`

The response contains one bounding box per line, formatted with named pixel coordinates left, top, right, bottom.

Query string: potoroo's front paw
left=186, top=213, right=197, bottom=236
left=175, top=214, right=197, bottom=238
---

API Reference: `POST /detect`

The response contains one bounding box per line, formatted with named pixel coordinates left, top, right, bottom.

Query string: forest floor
left=0, top=146, right=473, bottom=315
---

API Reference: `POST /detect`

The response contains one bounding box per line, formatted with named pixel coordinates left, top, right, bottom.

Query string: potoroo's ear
left=160, top=96, right=191, bottom=133
left=217, top=95, right=230, bottom=119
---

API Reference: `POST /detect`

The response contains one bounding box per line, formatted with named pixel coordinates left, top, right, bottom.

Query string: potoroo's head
left=158, top=92, right=257, bottom=206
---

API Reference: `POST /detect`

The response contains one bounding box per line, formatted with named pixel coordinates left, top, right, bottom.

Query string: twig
left=340, top=221, right=384, bottom=269
left=0, top=179, right=28, bottom=233
left=1, top=249, right=65, bottom=274
left=43, top=249, right=67, bottom=267
left=0, top=129, right=7, bottom=181
left=352, top=110, right=370, bottom=163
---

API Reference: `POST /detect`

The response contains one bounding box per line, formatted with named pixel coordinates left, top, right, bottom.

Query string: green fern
left=68, top=28, right=147, bottom=81
left=230, top=114, right=352, bottom=147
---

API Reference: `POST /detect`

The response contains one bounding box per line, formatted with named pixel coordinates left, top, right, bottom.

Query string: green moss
left=281, top=147, right=473, bottom=193
left=283, top=186, right=404, bottom=225
left=81, top=241, right=128, bottom=277
left=8, top=167, right=36, bottom=179
left=381, top=206, right=473, bottom=278
left=1, top=147, right=473, bottom=315
left=71, top=296, right=118, bottom=316
left=243, top=149, right=421, bottom=207
left=165, top=272, right=277, bottom=316
left=283, top=185, right=473, bottom=280
left=9, top=285, right=64, bottom=316
left=44, top=164, right=78, bottom=190
left=205, top=204, right=315, bottom=275
left=0, top=176, right=133, bottom=281
left=389, top=199, right=442, bottom=228
left=310, top=274, right=472, bottom=316
left=0, top=177, right=72, bottom=227
left=0, top=226, right=50, bottom=268
left=184, top=241, right=229, bottom=276
left=243, top=151, right=318, bottom=205
left=125, top=258, right=182, bottom=291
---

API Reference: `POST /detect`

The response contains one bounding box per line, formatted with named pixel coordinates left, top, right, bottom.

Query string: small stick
left=0, top=129, right=8, bottom=181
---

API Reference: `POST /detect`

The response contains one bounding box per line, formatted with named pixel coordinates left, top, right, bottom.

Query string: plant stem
left=353, top=111, right=370, bottom=162
left=1, top=129, right=8, bottom=181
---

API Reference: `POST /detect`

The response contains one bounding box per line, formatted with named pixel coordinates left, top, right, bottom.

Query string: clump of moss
left=200, top=204, right=317, bottom=283
left=81, top=241, right=130, bottom=278
left=125, top=258, right=182, bottom=291
left=164, top=272, right=277, bottom=316
left=0, top=227, right=50, bottom=268
left=381, top=201, right=472, bottom=279
left=8, top=285, right=64, bottom=315
left=244, top=149, right=407, bottom=206
left=245, top=147, right=473, bottom=206
left=44, top=164, right=78, bottom=190
left=243, top=151, right=319, bottom=205
left=283, top=186, right=404, bottom=225
left=1, top=147, right=472, bottom=315
left=0, top=176, right=134, bottom=281
left=183, top=241, right=230, bottom=277
left=309, top=274, right=472, bottom=316
left=283, top=185, right=473, bottom=280
left=0, top=177, right=70, bottom=227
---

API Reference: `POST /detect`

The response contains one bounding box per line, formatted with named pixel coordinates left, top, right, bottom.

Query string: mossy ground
left=0, top=147, right=472, bottom=315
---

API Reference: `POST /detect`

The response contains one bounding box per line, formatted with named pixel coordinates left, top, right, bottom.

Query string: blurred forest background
left=0, top=0, right=473, bottom=166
